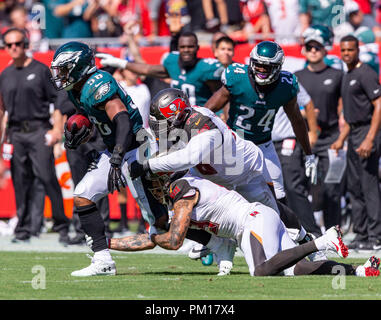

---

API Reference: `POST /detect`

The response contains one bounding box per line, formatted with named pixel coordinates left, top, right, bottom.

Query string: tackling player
left=128, top=88, right=320, bottom=268
left=204, top=41, right=317, bottom=203
left=96, top=32, right=224, bottom=107
left=87, top=171, right=380, bottom=278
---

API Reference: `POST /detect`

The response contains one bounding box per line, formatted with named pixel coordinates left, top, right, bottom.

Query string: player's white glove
left=85, top=234, right=110, bottom=250
left=305, top=154, right=317, bottom=185
left=95, top=53, right=128, bottom=69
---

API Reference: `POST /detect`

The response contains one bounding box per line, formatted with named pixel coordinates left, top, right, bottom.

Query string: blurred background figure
left=9, top=5, right=41, bottom=51
left=263, top=0, right=301, bottom=45
left=53, top=0, right=93, bottom=38
left=298, top=0, right=344, bottom=34
left=83, top=0, right=123, bottom=38
left=231, top=0, right=271, bottom=42
left=202, top=0, right=229, bottom=32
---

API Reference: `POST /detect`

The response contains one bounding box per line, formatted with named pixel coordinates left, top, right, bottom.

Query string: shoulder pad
left=169, top=179, right=197, bottom=204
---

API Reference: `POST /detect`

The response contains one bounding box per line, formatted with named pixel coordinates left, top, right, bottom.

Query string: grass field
left=1, top=251, right=380, bottom=300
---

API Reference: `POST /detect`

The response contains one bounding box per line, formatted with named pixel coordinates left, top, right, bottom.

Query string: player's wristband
left=149, top=226, right=158, bottom=241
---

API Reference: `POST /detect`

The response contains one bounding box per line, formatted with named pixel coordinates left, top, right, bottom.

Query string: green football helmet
left=302, top=25, right=334, bottom=50
left=249, top=41, right=285, bottom=85
left=51, top=41, right=96, bottom=91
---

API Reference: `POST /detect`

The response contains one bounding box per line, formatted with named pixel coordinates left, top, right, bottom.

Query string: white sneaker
left=356, top=256, right=380, bottom=277
left=323, top=225, right=348, bottom=258
left=71, top=254, right=116, bottom=277
left=214, top=238, right=237, bottom=276
left=188, top=243, right=211, bottom=260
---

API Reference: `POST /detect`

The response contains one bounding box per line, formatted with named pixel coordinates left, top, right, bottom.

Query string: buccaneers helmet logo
left=159, top=98, right=187, bottom=119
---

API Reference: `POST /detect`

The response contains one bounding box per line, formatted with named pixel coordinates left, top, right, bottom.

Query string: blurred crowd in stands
left=0, top=0, right=380, bottom=51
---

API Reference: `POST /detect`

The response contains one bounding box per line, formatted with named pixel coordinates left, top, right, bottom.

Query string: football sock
left=75, top=203, right=108, bottom=252
left=94, top=248, right=113, bottom=262
left=254, top=241, right=317, bottom=276
left=119, top=203, right=128, bottom=229
left=294, top=259, right=356, bottom=276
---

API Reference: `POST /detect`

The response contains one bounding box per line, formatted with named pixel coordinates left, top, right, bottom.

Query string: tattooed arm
left=151, top=193, right=198, bottom=250
left=109, top=233, right=156, bottom=251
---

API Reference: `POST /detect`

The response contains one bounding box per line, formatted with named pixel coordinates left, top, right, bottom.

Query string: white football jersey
left=264, top=0, right=301, bottom=44
left=175, top=175, right=258, bottom=239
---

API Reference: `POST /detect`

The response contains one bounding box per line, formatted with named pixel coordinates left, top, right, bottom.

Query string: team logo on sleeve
left=94, top=82, right=111, bottom=100
left=159, top=98, right=187, bottom=119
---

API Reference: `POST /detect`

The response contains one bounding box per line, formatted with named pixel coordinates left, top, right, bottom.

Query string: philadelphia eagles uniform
left=68, top=69, right=166, bottom=226
left=68, top=69, right=143, bottom=151
left=162, top=52, right=224, bottom=106
left=222, top=62, right=299, bottom=199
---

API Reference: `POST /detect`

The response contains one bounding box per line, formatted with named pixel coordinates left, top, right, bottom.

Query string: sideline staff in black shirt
left=331, top=35, right=381, bottom=250
left=0, top=27, right=70, bottom=243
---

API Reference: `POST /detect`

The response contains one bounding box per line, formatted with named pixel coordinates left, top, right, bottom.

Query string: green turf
left=1, top=251, right=380, bottom=300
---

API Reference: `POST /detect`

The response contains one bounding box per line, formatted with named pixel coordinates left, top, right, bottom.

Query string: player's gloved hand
left=128, top=160, right=151, bottom=180
left=85, top=234, right=110, bottom=250
left=305, top=154, right=317, bottom=185
left=95, top=53, right=128, bottom=69
left=108, top=145, right=127, bottom=193
left=64, top=122, right=91, bottom=150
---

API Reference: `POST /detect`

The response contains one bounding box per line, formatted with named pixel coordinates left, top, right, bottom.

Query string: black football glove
left=128, top=160, right=151, bottom=180
left=108, top=145, right=127, bottom=193
left=64, top=122, right=91, bottom=150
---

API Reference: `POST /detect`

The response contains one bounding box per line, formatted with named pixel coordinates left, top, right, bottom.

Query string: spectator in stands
left=298, top=0, right=344, bottom=34
left=41, top=0, right=65, bottom=39
left=83, top=0, right=123, bottom=38
left=111, top=0, right=152, bottom=37
left=230, top=0, right=271, bottom=43
left=0, top=28, right=70, bottom=243
left=354, top=26, right=380, bottom=76
left=201, top=0, right=229, bottom=32
left=9, top=6, right=41, bottom=51
left=331, top=35, right=381, bottom=250
left=53, top=0, right=93, bottom=38
left=263, top=0, right=301, bottom=44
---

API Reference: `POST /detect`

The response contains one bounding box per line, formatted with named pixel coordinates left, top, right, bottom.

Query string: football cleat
left=363, top=256, right=380, bottom=277
left=188, top=244, right=211, bottom=260
left=324, top=225, right=348, bottom=258
left=304, top=233, right=328, bottom=262
left=214, top=238, right=237, bottom=276
left=356, top=256, right=380, bottom=277
left=71, top=254, right=116, bottom=277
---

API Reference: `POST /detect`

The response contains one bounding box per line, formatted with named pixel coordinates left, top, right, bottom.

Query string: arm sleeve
left=113, top=111, right=134, bottom=153
left=148, top=128, right=223, bottom=173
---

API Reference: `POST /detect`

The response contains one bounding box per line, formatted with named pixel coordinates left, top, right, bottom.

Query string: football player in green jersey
left=51, top=41, right=169, bottom=277
left=96, top=32, right=224, bottom=107
left=205, top=41, right=317, bottom=204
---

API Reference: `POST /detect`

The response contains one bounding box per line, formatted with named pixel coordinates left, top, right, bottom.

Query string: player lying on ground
left=86, top=171, right=380, bottom=277
left=128, top=88, right=325, bottom=264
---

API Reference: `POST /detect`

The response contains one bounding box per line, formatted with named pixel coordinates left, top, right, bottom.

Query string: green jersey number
left=235, top=105, right=276, bottom=133
left=181, top=83, right=196, bottom=105
left=88, top=115, right=112, bottom=136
